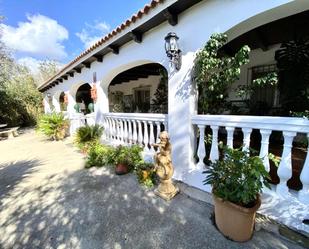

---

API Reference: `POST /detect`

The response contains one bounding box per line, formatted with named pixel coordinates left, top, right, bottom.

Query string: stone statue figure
left=153, top=131, right=179, bottom=200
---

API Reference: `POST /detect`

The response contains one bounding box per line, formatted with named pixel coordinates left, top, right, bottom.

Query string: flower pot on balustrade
left=213, top=194, right=261, bottom=242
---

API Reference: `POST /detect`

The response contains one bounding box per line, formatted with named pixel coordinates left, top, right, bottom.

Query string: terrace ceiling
left=222, top=10, right=309, bottom=55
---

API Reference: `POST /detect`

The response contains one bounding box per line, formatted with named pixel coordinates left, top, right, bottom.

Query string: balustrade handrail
left=103, top=112, right=167, bottom=122
left=192, top=115, right=309, bottom=133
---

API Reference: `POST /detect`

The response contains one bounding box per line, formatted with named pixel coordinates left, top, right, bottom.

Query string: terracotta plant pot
left=213, top=194, right=261, bottom=242
left=115, top=163, right=129, bottom=175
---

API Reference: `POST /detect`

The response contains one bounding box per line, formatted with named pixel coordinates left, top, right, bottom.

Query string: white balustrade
left=299, top=133, right=309, bottom=204
left=209, top=125, right=219, bottom=162
left=149, top=121, right=155, bottom=153
left=259, top=129, right=272, bottom=172
left=192, top=114, right=309, bottom=203
left=277, top=131, right=296, bottom=196
left=225, top=126, right=234, bottom=148
left=196, top=125, right=206, bottom=170
left=102, top=113, right=167, bottom=152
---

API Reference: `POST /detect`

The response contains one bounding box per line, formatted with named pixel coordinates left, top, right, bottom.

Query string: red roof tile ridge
left=39, top=0, right=165, bottom=90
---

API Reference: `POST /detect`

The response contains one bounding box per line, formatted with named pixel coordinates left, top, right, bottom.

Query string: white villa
left=38, top=0, right=309, bottom=235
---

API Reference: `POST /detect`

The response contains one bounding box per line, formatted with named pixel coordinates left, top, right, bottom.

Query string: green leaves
left=36, top=112, right=69, bottom=140
left=203, top=147, right=271, bottom=207
left=74, top=125, right=104, bottom=147
left=194, top=33, right=250, bottom=114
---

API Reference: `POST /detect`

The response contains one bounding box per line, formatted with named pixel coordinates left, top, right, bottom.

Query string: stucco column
left=52, top=95, right=61, bottom=113
left=66, top=91, right=76, bottom=118
left=95, top=82, right=109, bottom=125
left=168, top=52, right=198, bottom=184
left=43, top=96, right=51, bottom=114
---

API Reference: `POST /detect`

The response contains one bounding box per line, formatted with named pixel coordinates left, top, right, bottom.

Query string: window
left=248, top=64, right=280, bottom=114
left=134, top=87, right=150, bottom=113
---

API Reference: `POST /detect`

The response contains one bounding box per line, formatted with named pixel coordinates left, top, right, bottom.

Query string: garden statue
left=153, top=131, right=179, bottom=200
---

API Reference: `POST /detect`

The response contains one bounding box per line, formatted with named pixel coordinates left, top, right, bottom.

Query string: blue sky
left=0, top=0, right=150, bottom=71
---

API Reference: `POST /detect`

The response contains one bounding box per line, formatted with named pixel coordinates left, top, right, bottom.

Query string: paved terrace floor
left=0, top=129, right=306, bottom=249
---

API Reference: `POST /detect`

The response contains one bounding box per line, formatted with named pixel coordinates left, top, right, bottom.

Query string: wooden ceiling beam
left=82, top=62, right=91, bottom=68
left=93, top=54, right=104, bottom=62
left=107, top=45, right=119, bottom=54
left=163, top=8, right=178, bottom=26
left=130, top=31, right=143, bottom=43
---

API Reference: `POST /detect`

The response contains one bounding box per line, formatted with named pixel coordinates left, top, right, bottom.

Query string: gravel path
left=0, top=129, right=305, bottom=249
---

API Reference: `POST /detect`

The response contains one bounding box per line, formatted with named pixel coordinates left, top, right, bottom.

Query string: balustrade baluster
left=132, top=120, right=137, bottom=144
left=123, top=119, right=128, bottom=144
left=155, top=121, right=161, bottom=144
left=111, top=118, right=116, bottom=143
left=137, top=121, right=143, bottom=146
left=119, top=119, right=124, bottom=144
left=149, top=121, right=155, bottom=153
left=225, top=126, right=234, bottom=148
left=116, top=119, right=121, bottom=144
left=242, top=127, right=252, bottom=151
left=259, top=129, right=272, bottom=172
left=163, top=121, right=168, bottom=131
left=209, top=125, right=219, bottom=162
left=277, top=131, right=296, bottom=195
left=143, top=121, right=149, bottom=152
left=299, top=133, right=309, bottom=204
left=197, top=125, right=206, bottom=170
left=127, top=120, right=132, bottom=144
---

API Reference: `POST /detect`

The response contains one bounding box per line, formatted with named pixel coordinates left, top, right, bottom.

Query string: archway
left=108, top=63, right=168, bottom=113
left=75, top=83, right=94, bottom=114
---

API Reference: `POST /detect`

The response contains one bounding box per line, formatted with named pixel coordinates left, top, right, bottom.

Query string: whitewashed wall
left=45, top=0, right=309, bottom=189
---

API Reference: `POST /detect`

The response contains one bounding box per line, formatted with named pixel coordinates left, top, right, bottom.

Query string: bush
left=36, top=112, right=69, bottom=140
left=85, top=142, right=115, bottom=168
left=203, top=147, right=270, bottom=207
left=74, top=124, right=104, bottom=151
left=135, top=162, right=156, bottom=188
left=114, top=145, right=144, bottom=168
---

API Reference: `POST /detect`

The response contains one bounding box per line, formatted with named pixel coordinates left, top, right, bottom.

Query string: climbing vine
left=194, top=33, right=250, bottom=114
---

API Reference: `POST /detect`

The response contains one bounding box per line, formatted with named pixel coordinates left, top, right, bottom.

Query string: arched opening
left=75, top=83, right=94, bottom=114
left=59, top=92, right=66, bottom=111
left=108, top=63, right=168, bottom=113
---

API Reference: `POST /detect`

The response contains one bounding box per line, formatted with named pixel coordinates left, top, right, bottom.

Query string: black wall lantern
left=164, top=32, right=181, bottom=70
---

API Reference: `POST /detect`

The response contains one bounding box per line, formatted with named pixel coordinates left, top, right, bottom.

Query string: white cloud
left=17, top=57, right=42, bottom=74
left=17, top=57, right=63, bottom=75
left=1, top=14, right=69, bottom=60
left=76, top=21, right=111, bottom=49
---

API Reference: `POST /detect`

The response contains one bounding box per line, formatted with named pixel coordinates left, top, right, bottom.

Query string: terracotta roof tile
left=39, top=0, right=165, bottom=90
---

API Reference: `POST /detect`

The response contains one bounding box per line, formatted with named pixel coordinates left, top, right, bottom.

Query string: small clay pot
left=115, top=163, right=129, bottom=175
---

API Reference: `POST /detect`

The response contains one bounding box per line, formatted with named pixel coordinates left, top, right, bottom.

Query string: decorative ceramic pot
left=213, top=194, right=261, bottom=242
left=115, top=163, right=129, bottom=175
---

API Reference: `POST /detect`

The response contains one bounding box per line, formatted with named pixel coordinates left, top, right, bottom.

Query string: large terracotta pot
left=213, top=194, right=261, bottom=242
left=115, top=163, right=129, bottom=175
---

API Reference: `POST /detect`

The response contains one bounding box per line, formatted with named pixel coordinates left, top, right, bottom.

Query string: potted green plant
left=114, top=145, right=143, bottom=175
left=203, top=146, right=271, bottom=242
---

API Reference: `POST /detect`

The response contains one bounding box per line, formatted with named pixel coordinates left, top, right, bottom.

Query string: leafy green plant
left=194, top=33, right=250, bottom=114
left=85, top=142, right=115, bottom=168
left=114, top=145, right=143, bottom=168
left=203, top=147, right=271, bottom=207
left=135, top=162, right=156, bottom=188
left=74, top=124, right=104, bottom=150
left=36, top=112, right=69, bottom=140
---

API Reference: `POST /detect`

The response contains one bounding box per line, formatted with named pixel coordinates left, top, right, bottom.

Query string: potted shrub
left=203, top=146, right=271, bottom=242
left=114, top=145, right=143, bottom=175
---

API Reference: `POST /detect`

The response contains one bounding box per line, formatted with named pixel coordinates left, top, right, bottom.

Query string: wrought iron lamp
left=164, top=32, right=182, bottom=70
